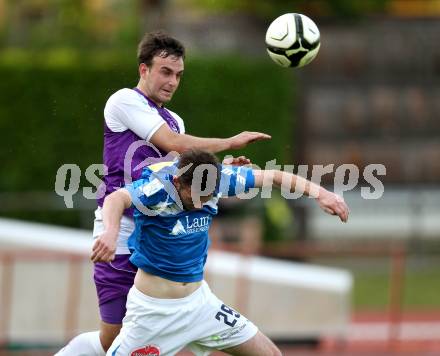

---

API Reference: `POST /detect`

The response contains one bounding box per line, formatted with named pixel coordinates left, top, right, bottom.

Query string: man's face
left=140, top=54, right=184, bottom=106
left=174, top=178, right=212, bottom=211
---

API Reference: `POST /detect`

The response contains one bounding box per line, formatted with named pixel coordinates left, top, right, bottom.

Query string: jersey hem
left=135, top=264, right=204, bottom=283
left=146, top=121, right=166, bottom=141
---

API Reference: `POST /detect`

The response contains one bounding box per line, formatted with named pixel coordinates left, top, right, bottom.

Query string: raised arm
left=150, top=124, right=271, bottom=153
left=253, top=169, right=349, bottom=223
left=90, top=188, right=132, bottom=263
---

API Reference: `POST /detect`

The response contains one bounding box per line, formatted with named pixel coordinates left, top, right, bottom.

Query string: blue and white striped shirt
left=126, top=161, right=255, bottom=282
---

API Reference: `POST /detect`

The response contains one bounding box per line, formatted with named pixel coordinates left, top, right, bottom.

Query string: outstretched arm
left=150, top=124, right=271, bottom=153
left=90, top=188, right=132, bottom=263
left=253, top=170, right=349, bottom=222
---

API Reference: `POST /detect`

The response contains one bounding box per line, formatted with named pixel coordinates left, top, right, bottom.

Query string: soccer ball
left=265, top=13, right=320, bottom=68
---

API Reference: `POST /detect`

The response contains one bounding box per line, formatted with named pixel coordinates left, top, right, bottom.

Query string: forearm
left=277, top=170, right=323, bottom=198
left=102, top=189, right=132, bottom=233
left=151, top=125, right=270, bottom=153
left=168, top=134, right=231, bottom=153
left=253, top=170, right=349, bottom=222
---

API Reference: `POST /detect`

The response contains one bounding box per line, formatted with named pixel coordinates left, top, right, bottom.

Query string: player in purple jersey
left=55, top=32, right=270, bottom=356
left=91, top=149, right=349, bottom=355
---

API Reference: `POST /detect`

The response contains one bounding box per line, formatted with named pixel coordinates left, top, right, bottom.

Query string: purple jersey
left=97, top=88, right=184, bottom=216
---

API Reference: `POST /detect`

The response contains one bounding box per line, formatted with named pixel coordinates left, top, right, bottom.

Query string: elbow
left=105, top=189, right=131, bottom=209
left=103, top=191, right=119, bottom=208
left=150, top=130, right=189, bottom=154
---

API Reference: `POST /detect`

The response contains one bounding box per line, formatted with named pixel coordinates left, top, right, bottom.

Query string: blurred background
left=0, top=0, right=439, bottom=355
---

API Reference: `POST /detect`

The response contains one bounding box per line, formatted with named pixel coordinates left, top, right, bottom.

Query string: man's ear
left=139, top=63, right=149, bottom=78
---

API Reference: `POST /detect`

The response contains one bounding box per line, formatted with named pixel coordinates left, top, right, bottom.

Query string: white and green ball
left=265, top=13, right=320, bottom=68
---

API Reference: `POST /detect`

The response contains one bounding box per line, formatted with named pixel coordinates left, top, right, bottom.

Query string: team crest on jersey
left=130, top=344, right=160, bottom=356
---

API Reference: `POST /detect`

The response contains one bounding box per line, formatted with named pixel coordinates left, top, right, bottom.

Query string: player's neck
left=135, top=83, right=163, bottom=107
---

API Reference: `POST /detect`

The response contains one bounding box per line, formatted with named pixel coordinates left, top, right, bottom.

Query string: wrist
left=306, top=181, right=326, bottom=199
left=223, top=137, right=233, bottom=150
left=309, top=185, right=326, bottom=199
left=317, top=186, right=330, bottom=199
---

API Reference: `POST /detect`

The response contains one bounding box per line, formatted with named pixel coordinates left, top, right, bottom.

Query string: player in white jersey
left=55, top=32, right=270, bottom=356
left=91, top=149, right=349, bottom=355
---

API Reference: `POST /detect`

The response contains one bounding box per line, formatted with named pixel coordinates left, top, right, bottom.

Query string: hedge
left=0, top=53, right=295, bottom=227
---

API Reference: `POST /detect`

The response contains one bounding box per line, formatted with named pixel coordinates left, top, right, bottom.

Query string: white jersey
left=104, top=88, right=185, bottom=140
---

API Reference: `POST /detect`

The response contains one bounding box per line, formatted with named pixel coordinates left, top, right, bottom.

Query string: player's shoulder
left=132, top=163, right=176, bottom=205
left=106, top=88, right=152, bottom=109
left=148, top=161, right=177, bottom=173
left=138, top=176, right=165, bottom=198
left=107, top=88, right=135, bottom=101
left=139, top=161, right=177, bottom=185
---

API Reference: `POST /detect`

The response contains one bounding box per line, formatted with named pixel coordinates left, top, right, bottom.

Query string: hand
left=316, top=189, right=349, bottom=223
left=90, top=230, right=118, bottom=263
left=222, top=155, right=251, bottom=166
left=229, top=131, right=271, bottom=150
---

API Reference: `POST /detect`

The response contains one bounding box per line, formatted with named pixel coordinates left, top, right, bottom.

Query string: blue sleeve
left=217, top=165, right=255, bottom=197
left=126, top=177, right=167, bottom=209
left=125, top=179, right=152, bottom=208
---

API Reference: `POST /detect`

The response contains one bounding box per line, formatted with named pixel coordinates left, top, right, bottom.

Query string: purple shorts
left=94, top=254, right=137, bottom=324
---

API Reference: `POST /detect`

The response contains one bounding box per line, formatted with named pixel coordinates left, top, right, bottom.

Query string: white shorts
left=107, top=281, right=258, bottom=356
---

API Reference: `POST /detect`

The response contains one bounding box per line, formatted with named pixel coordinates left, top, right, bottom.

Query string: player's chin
left=160, top=91, right=174, bottom=102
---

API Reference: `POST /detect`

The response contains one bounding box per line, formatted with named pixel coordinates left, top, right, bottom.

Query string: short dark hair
left=137, top=30, right=185, bottom=66
left=177, top=150, right=220, bottom=195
